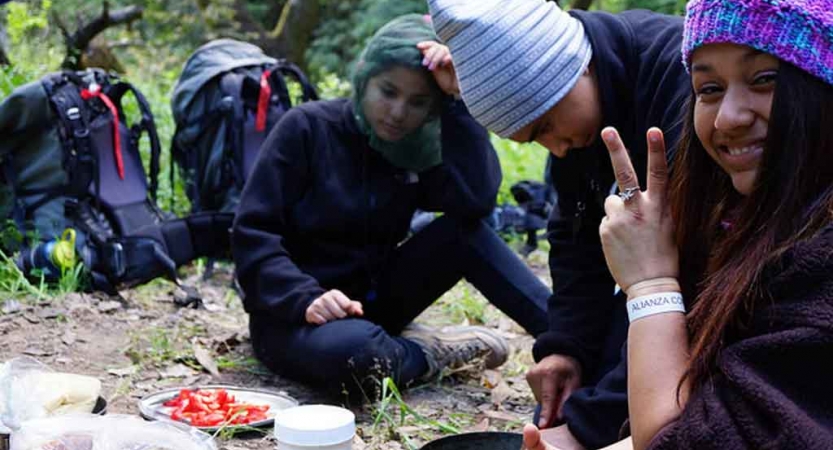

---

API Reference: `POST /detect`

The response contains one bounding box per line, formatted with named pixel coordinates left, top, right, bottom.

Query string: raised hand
left=305, top=289, right=364, bottom=325
left=416, top=40, right=460, bottom=97
left=598, top=127, right=679, bottom=296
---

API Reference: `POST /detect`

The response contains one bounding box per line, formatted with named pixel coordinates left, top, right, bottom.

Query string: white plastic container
left=274, top=404, right=355, bottom=450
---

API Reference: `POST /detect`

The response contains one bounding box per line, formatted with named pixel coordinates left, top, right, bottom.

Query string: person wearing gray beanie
left=426, top=0, right=691, bottom=448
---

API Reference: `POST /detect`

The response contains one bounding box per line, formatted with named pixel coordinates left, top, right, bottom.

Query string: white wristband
left=627, top=292, right=685, bottom=322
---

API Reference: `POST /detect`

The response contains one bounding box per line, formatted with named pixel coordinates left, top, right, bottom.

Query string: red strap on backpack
left=80, top=84, right=125, bottom=179
left=256, top=70, right=272, bottom=132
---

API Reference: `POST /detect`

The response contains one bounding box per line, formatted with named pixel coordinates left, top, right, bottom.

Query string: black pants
left=249, top=215, right=551, bottom=398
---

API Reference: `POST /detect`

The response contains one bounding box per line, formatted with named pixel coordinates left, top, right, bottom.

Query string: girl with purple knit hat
left=522, top=0, right=833, bottom=449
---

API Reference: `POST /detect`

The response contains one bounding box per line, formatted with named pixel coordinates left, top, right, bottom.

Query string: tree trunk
left=230, top=0, right=320, bottom=71
left=572, top=0, right=594, bottom=10
left=264, top=0, right=320, bottom=68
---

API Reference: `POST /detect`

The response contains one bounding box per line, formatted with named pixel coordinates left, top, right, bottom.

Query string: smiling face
left=508, top=65, right=602, bottom=158
left=361, top=65, right=437, bottom=142
left=691, top=43, right=779, bottom=196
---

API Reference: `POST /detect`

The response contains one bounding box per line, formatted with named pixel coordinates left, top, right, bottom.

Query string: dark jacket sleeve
left=564, top=348, right=629, bottom=449
left=418, top=99, right=501, bottom=218
left=532, top=155, right=617, bottom=376
left=232, top=109, right=326, bottom=323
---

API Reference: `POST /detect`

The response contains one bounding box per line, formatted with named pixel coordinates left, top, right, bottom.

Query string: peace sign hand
left=598, top=127, right=679, bottom=296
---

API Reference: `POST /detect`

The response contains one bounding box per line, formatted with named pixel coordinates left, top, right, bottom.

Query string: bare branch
left=51, top=11, right=72, bottom=41
left=70, top=3, right=143, bottom=52
left=58, top=1, right=144, bottom=69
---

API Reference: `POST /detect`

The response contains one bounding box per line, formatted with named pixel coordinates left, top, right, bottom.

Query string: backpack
left=171, top=39, right=318, bottom=214
left=0, top=68, right=231, bottom=295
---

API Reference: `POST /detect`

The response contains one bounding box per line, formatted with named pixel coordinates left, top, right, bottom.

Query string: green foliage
left=0, top=248, right=45, bottom=299
left=491, top=136, right=549, bottom=205
left=437, top=282, right=489, bottom=326
left=56, top=261, right=87, bottom=294
left=599, top=0, right=686, bottom=14
left=314, top=71, right=353, bottom=100
left=5, top=0, right=51, bottom=44
left=306, top=0, right=427, bottom=79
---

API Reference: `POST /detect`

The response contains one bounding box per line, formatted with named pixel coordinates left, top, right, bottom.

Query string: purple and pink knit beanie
left=682, top=0, right=833, bottom=86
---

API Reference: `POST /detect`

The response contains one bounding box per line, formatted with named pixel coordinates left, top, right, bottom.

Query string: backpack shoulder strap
left=34, top=73, right=97, bottom=208
left=275, top=60, right=319, bottom=102
left=108, top=81, right=162, bottom=202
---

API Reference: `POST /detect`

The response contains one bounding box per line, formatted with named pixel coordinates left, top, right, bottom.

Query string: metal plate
left=420, top=432, right=523, bottom=450
left=138, top=385, right=298, bottom=432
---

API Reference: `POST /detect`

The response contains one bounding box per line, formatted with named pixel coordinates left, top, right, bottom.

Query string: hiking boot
left=401, top=323, right=509, bottom=379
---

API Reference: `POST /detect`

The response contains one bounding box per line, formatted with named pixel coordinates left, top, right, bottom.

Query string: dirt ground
left=0, top=250, right=551, bottom=449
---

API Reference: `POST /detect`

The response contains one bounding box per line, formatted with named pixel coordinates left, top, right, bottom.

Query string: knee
left=252, top=318, right=398, bottom=393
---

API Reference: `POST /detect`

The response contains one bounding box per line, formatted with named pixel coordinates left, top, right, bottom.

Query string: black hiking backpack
left=171, top=39, right=318, bottom=214
left=0, top=69, right=231, bottom=295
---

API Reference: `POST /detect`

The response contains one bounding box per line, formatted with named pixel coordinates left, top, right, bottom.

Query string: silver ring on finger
left=618, top=187, right=640, bottom=203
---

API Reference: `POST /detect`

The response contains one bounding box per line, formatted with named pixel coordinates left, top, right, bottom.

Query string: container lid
left=274, top=404, right=355, bottom=447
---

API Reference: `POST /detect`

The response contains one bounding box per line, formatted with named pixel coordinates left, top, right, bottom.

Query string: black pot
left=421, top=432, right=523, bottom=450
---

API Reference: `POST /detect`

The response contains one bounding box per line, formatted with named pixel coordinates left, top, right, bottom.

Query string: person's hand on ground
left=305, top=289, right=364, bottom=325
left=416, top=40, right=460, bottom=97
left=526, top=354, right=582, bottom=428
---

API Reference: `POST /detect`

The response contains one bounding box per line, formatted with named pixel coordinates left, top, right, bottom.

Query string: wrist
left=626, top=290, right=685, bottom=323
left=626, top=277, right=680, bottom=299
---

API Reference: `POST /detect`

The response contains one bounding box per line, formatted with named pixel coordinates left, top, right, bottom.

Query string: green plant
left=56, top=261, right=87, bottom=294
left=0, top=249, right=45, bottom=300
left=215, top=355, right=264, bottom=374
left=372, top=377, right=459, bottom=449
left=436, top=281, right=489, bottom=326
left=124, top=324, right=207, bottom=367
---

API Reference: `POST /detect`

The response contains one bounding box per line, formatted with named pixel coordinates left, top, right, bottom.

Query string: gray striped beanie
left=428, top=0, right=593, bottom=138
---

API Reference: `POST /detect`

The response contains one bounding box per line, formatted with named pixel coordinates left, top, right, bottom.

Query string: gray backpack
left=0, top=69, right=231, bottom=296
left=171, top=39, right=318, bottom=214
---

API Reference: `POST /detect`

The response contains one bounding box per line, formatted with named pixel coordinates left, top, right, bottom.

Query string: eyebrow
left=379, top=79, right=433, bottom=100
left=379, top=79, right=398, bottom=91
left=691, top=48, right=767, bottom=73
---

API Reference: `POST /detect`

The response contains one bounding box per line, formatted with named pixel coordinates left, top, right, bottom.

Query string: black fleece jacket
left=650, top=224, right=833, bottom=449
left=232, top=98, right=500, bottom=324
left=532, top=10, right=688, bottom=448
left=534, top=8, right=687, bottom=371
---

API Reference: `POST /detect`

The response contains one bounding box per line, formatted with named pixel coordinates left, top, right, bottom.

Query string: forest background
left=0, top=0, right=686, bottom=215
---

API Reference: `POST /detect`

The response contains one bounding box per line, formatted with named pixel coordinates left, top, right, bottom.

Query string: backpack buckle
left=67, top=107, right=81, bottom=121
left=103, top=241, right=125, bottom=278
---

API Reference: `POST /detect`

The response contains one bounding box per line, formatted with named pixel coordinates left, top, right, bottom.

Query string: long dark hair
left=669, top=62, right=833, bottom=389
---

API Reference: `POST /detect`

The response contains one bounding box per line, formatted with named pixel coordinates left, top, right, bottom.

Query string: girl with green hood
left=232, top=14, right=550, bottom=396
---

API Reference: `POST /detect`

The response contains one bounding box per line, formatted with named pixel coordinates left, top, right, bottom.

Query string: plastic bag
left=0, top=357, right=101, bottom=430
left=10, top=414, right=217, bottom=450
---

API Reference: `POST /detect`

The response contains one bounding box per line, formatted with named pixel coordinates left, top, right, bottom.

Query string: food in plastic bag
left=0, top=358, right=101, bottom=430
left=10, top=414, right=217, bottom=450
